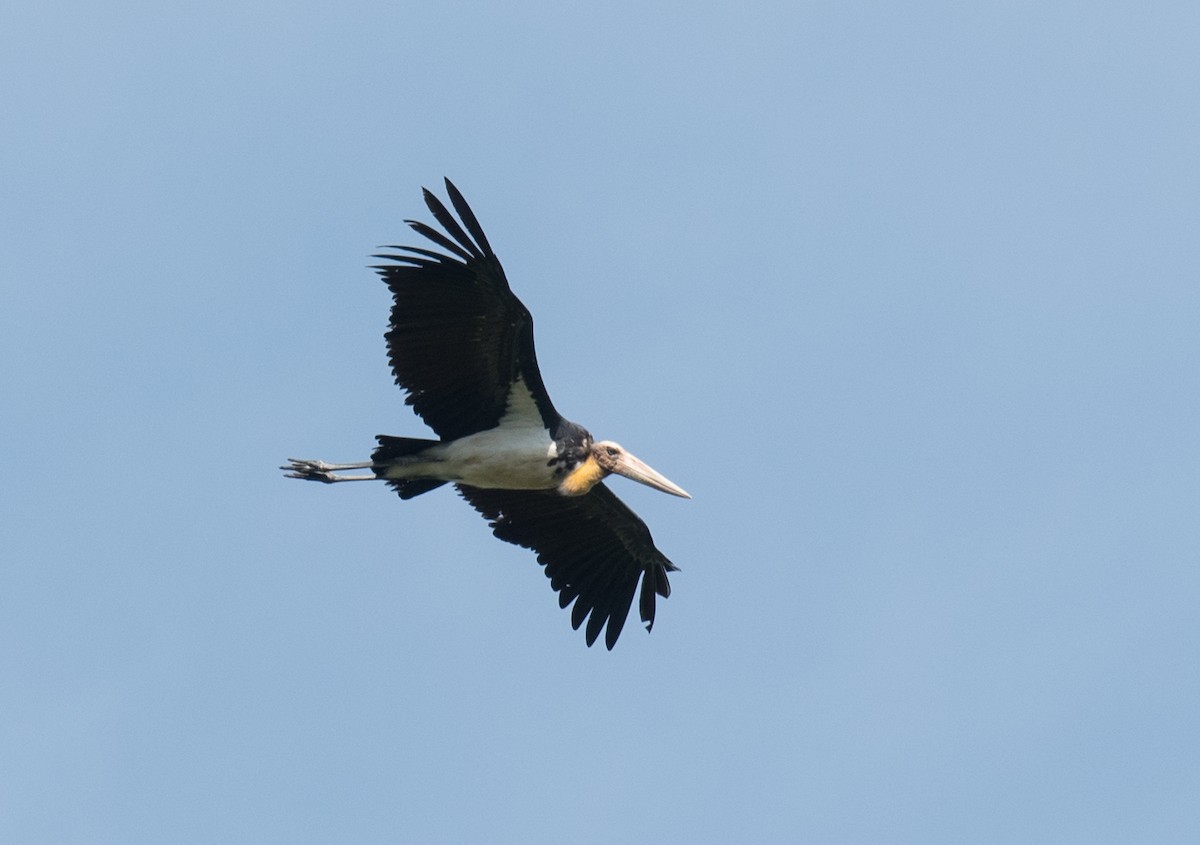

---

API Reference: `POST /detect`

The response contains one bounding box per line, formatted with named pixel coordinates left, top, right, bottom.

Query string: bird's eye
left=605, top=446, right=618, bottom=456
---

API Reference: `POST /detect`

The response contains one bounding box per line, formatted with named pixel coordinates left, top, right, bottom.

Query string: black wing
left=373, top=179, right=561, bottom=441
left=457, top=483, right=679, bottom=649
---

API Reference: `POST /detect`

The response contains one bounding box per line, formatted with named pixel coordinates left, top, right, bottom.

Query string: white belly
left=379, top=376, right=565, bottom=490
left=435, top=425, right=560, bottom=489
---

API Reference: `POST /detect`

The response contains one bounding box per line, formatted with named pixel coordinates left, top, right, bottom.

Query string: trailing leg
left=282, top=458, right=376, bottom=483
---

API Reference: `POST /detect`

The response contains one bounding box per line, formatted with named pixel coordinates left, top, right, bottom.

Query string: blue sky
left=3, top=1, right=1199, bottom=842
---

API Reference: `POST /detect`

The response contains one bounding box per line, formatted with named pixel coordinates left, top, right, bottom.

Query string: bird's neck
left=557, top=455, right=606, bottom=496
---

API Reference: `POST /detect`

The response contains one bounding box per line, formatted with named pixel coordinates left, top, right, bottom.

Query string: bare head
left=591, top=441, right=691, bottom=499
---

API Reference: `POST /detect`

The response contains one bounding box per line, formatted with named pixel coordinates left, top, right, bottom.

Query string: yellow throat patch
left=557, top=455, right=605, bottom=496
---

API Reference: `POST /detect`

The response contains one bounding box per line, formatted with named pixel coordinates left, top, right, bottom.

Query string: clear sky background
left=3, top=2, right=1198, bottom=842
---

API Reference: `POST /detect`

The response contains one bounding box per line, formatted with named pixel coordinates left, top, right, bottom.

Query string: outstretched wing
left=457, top=483, right=679, bottom=649
left=373, top=179, right=561, bottom=441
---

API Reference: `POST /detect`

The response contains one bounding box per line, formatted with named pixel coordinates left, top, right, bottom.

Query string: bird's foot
left=281, top=458, right=375, bottom=483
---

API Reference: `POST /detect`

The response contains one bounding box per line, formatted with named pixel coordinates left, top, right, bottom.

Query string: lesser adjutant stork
left=284, top=180, right=689, bottom=649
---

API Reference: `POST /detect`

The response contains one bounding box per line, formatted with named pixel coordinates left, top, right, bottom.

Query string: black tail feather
left=387, top=478, right=448, bottom=499
left=372, top=435, right=447, bottom=500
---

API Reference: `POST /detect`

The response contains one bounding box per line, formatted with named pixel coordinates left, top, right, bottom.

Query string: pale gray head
left=591, top=440, right=691, bottom=499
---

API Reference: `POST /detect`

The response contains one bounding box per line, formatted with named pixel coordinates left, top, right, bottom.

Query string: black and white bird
left=284, top=180, right=689, bottom=649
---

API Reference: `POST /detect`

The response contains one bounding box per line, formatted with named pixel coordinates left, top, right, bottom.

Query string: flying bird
left=283, top=180, right=690, bottom=649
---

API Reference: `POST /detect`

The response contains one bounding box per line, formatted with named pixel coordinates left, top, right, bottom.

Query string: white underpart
left=383, top=376, right=561, bottom=490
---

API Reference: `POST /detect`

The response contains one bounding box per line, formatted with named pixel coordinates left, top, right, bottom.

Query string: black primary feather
left=456, top=484, right=678, bottom=650
left=372, top=179, right=560, bottom=441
